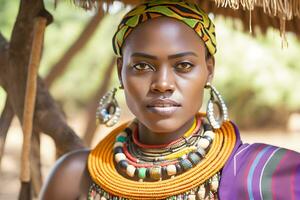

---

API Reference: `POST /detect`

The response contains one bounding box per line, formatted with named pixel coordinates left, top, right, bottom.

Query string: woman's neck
left=137, top=117, right=195, bottom=145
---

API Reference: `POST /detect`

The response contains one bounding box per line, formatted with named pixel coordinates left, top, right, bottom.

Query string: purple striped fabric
left=219, top=122, right=300, bottom=200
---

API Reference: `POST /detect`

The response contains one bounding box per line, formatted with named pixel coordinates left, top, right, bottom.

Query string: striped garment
left=220, top=123, right=300, bottom=200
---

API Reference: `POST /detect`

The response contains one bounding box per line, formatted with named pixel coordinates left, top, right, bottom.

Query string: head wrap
left=112, top=0, right=217, bottom=57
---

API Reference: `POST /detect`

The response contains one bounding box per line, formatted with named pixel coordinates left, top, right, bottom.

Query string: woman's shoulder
left=46, top=148, right=91, bottom=178
left=40, top=149, right=92, bottom=200
left=230, top=142, right=300, bottom=176
left=56, top=148, right=90, bottom=167
left=220, top=139, right=300, bottom=199
left=225, top=122, right=300, bottom=171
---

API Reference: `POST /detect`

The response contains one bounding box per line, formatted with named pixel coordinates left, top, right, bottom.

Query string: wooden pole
left=20, top=17, right=47, bottom=182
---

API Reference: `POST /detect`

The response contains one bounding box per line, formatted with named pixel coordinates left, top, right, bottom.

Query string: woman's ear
left=206, top=56, right=215, bottom=83
left=117, top=57, right=124, bottom=88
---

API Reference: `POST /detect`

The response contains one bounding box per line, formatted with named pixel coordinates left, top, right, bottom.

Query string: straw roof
left=202, top=0, right=300, bottom=36
left=72, top=0, right=300, bottom=37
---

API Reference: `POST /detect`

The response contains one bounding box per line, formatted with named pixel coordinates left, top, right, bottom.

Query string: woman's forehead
left=122, top=17, right=206, bottom=56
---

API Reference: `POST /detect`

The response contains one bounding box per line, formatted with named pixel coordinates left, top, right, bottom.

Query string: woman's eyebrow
left=131, top=52, right=157, bottom=59
left=168, top=52, right=198, bottom=59
left=130, top=52, right=198, bottom=60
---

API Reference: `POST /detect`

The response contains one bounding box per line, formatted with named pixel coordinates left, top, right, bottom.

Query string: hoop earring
left=205, top=82, right=229, bottom=129
left=96, top=88, right=121, bottom=127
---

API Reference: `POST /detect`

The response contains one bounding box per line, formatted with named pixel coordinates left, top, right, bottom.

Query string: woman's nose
left=150, top=67, right=175, bottom=93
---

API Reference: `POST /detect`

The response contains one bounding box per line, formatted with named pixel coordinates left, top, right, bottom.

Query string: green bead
left=116, top=136, right=126, bottom=143
left=189, top=152, right=201, bottom=165
left=180, top=158, right=193, bottom=171
left=138, top=168, right=147, bottom=179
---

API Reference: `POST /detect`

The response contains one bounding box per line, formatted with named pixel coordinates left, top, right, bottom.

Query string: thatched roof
left=72, top=0, right=300, bottom=37
left=202, top=1, right=300, bottom=36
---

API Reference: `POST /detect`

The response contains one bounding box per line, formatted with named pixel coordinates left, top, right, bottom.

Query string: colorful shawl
left=112, top=0, right=217, bottom=56
left=220, top=123, right=300, bottom=199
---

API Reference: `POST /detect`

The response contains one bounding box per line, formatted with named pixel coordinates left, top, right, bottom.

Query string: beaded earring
left=96, top=87, right=121, bottom=127
left=205, top=82, right=229, bottom=129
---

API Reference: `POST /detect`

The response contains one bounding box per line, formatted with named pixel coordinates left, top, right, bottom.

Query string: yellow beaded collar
left=88, top=119, right=236, bottom=199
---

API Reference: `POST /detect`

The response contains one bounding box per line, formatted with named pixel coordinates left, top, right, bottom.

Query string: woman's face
left=118, top=17, right=214, bottom=133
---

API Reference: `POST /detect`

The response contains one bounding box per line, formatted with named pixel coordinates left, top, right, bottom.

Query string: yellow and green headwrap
left=112, top=0, right=217, bottom=56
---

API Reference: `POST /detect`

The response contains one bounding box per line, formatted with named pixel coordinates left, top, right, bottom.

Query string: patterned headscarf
left=112, top=0, right=216, bottom=56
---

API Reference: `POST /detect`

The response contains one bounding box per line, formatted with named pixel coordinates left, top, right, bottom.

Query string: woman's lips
left=146, top=99, right=181, bottom=116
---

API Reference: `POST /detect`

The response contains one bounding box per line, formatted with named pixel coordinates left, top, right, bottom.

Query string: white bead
left=118, top=131, right=128, bottom=138
left=113, top=142, right=123, bottom=149
left=166, top=165, right=177, bottom=176
left=210, top=175, right=219, bottom=192
left=114, top=153, right=126, bottom=163
left=204, top=131, right=215, bottom=140
left=181, top=154, right=188, bottom=159
left=198, top=138, right=210, bottom=149
left=188, top=194, right=196, bottom=200
left=197, top=185, right=206, bottom=200
left=210, top=180, right=219, bottom=192
left=126, top=165, right=136, bottom=177
left=197, top=147, right=206, bottom=157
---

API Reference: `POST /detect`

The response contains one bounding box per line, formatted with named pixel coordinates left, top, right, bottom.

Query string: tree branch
left=83, top=58, right=115, bottom=146
left=0, top=98, right=14, bottom=169
left=45, top=10, right=104, bottom=87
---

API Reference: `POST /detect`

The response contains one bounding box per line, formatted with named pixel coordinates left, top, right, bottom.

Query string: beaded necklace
left=88, top=172, right=220, bottom=200
left=88, top=114, right=237, bottom=199
left=114, top=117, right=214, bottom=181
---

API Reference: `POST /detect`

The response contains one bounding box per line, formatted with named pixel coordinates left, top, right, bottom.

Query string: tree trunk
left=0, top=0, right=84, bottom=159
left=18, top=182, right=32, bottom=200
left=0, top=0, right=85, bottom=198
left=30, top=131, right=42, bottom=197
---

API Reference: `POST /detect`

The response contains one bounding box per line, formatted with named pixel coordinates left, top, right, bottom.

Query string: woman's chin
left=141, top=118, right=186, bottom=134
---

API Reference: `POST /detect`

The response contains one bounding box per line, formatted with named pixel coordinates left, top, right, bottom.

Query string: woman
left=40, top=1, right=300, bottom=199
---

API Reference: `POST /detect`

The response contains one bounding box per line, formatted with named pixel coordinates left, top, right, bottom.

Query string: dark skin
left=39, top=17, right=214, bottom=199
left=118, top=17, right=214, bottom=144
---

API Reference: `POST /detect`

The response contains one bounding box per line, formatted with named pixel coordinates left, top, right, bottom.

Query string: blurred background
left=0, top=0, right=300, bottom=199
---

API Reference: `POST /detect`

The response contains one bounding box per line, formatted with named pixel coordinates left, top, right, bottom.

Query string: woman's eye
left=175, top=62, right=194, bottom=72
left=132, top=63, right=153, bottom=71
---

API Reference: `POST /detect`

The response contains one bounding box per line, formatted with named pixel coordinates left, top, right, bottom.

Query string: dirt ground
left=0, top=113, right=299, bottom=200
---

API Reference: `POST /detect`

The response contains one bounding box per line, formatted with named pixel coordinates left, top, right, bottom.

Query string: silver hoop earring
left=96, top=88, right=121, bottom=127
left=205, top=82, right=229, bottom=129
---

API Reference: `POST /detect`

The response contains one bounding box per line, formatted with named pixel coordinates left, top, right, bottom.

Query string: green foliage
left=0, top=0, right=18, bottom=39
left=0, top=88, right=6, bottom=112
left=214, top=18, right=300, bottom=127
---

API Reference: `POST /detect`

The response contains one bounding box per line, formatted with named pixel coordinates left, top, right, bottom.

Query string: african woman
left=40, top=1, right=300, bottom=199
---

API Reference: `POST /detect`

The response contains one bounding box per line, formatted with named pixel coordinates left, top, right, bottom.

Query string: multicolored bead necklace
left=87, top=114, right=237, bottom=200
left=113, top=116, right=215, bottom=182
left=88, top=172, right=220, bottom=200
